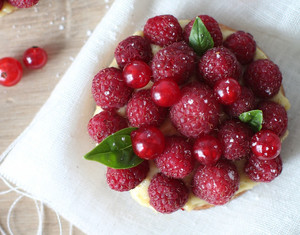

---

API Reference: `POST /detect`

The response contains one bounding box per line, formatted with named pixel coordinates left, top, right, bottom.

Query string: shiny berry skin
left=244, top=154, right=282, bottom=182
left=148, top=173, right=189, bottom=213
left=8, top=0, right=39, bottom=8
left=151, top=78, right=181, bottom=107
left=106, top=161, right=149, bottom=192
left=192, top=160, right=239, bottom=205
left=251, top=130, right=281, bottom=160
left=193, top=135, right=222, bottom=166
left=131, top=126, right=165, bottom=160
left=0, top=57, right=23, bottom=87
left=123, top=61, right=152, bottom=89
left=214, top=78, right=241, bottom=105
left=23, top=47, right=48, bottom=69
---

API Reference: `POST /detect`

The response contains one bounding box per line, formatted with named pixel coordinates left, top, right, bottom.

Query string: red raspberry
left=258, top=101, right=288, bottom=137
left=198, top=47, right=241, bottom=87
left=183, top=15, right=223, bottom=47
left=87, top=110, right=128, bottom=143
left=92, top=67, right=133, bottom=110
left=148, top=173, right=189, bottom=213
left=170, top=82, right=221, bottom=138
left=218, top=120, right=253, bottom=160
left=223, top=31, right=256, bottom=65
left=143, top=15, right=183, bottom=47
left=155, top=136, right=194, bottom=179
left=151, top=41, right=197, bottom=84
left=0, top=0, right=4, bottom=10
left=192, top=160, right=239, bottom=205
left=8, top=0, right=39, bottom=8
left=244, top=59, right=282, bottom=98
left=106, top=161, right=149, bottom=192
left=225, top=86, right=256, bottom=117
left=244, top=154, right=282, bottom=182
left=114, top=36, right=152, bottom=69
left=126, top=90, right=167, bottom=128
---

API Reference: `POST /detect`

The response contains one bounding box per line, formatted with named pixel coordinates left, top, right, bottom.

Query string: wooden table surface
left=0, top=0, right=114, bottom=234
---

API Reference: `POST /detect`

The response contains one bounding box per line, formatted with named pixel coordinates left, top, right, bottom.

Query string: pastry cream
left=0, top=2, right=16, bottom=17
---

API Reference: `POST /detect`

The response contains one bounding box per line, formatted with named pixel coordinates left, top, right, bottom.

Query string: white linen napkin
left=1, top=0, right=300, bottom=234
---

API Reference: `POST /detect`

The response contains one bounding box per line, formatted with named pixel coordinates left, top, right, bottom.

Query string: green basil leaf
left=189, top=16, right=214, bottom=55
left=84, top=127, right=143, bottom=169
left=239, top=110, right=263, bottom=132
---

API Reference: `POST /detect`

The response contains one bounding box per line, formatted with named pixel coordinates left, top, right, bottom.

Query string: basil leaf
left=239, top=110, right=263, bottom=132
left=189, top=17, right=214, bottom=55
left=84, top=127, right=143, bottom=169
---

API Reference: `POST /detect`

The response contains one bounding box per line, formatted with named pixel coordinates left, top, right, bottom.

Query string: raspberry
left=258, top=101, right=288, bottom=137
left=244, top=59, right=282, bottom=98
left=170, top=82, right=220, bottom=138
left=218, top=120, right=253, bottom=160
left=92, top=67, right=133, bottom=110
left=0, top=0, right=4, bottom=10
left=8, top=0, right=39, bottom=8
left=183, top=15, right=223, bottom=47
left=143, top=15, right=183, bottom=47
left=114, top=36, right=152, bottom=69
left=148, top=173, right=189, bottom=213
left=151, top=41, right=197, bottom=84
left=87, top=110, right=128, bottom=143
left=155, top=136, right=194, bottom=179
left=192, top=160, right=239, bottom=205
left=106, top=161, right=149, bottom=192
left=126, top=90, right=167, bottom=128
left=244, top=154, right=282, bottom=182
left=198, top=47, right=241, bottom=87
left=225, top=86, right=256, bottom=117
left=223, top=31, right=256, bottom=65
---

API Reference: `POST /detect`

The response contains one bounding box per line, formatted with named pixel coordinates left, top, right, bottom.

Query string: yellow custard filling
left=0, top=2, right=16, bottom=17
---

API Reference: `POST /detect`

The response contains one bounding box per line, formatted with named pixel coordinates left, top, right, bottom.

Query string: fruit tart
left=84, top=14, right=290, bottom=213
left=0, top=0, right=39, bottom=16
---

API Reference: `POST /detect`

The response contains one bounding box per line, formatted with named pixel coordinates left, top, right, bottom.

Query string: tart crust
left=0, top=2, right=16, bottom=17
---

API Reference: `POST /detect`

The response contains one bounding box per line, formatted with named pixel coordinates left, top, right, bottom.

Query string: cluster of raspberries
left=88, top=14, right=288, bottom=214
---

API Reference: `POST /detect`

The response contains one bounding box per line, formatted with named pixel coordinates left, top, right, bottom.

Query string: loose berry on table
left=251, top=130, right=281, bottom=160
left=193, top=135, right=222, bottom=166
left=0, top=57, right=23, bottom=87
left=143, top=14, right=183, bottom=47
left=245, top=154, right=282, bottom=182
left=192, top=160, right=239, bottom=205
left=123, top=60, right=152, bottom=89
left=223, top=31, right=256, bottom=65
left=92, top=67, right=133, bottom=110
left=106, top=161, right=149, bottom=192
left=114, top=36, right=152, bottom=69
left=183, top=15, right=223, bottom=47
left=151, top=41, right=197, bottom=84
left=155, top=136, right=194, bottom=179
left=8, top=0, right=39, bottom=8
left=23, top=46, right=48, bottom=69
left=214, top=77, right=241, bottom=105
left=131, top=125, right=165, bottom=160
left=148, top=173, right=189, bottom=213
left=218, top=120, right=253, bottom=160
left=151, top=78, right=181, bottom=107
left=244, top=59, right=282, bottom=98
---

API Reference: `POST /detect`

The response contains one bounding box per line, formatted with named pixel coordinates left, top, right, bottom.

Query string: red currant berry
left=23, top=46, right=48, bottom=69
left=123, top=60, right=152, bottom=89
left=193, top=135, right=222, bottom=166
left=251, top=130, right=281, bottom=160
left=0, top=57, right=23, bottom=87
left=214, top=78, right=241, bottom=105
left=151, top=78, right=181, bottom=107
left=131, top=125, right=165, bottom=160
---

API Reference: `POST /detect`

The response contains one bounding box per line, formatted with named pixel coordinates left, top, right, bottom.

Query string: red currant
left=123, top=60, right=152, bottom=88
left=131, top=125, right=165, bottom=160
left=23, top=46, right=48, bottom=69
left=151, top=78, right=181, bottom=107
left=193, top=135, right=222, bottom=165
left=214, top=78, right=241, bottom=105
left=251, top=130, right=281, bottom=160
left=0, top=57, right=23, bottom=87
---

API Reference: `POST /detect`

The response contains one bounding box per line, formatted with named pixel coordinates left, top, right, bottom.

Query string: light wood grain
left=0, top=0, right=114, bottom=234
